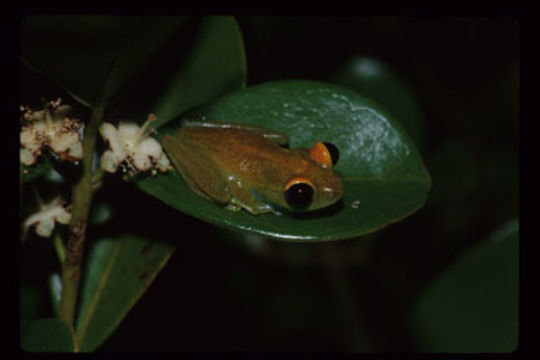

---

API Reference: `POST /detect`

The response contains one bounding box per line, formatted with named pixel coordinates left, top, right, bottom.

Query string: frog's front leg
left=162, top=134, right=231, bottom=204
left=225, top=176, right=281, bottom=215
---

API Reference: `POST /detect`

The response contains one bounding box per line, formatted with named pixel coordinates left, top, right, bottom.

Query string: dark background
left=21, top=16, right=519, bottom=352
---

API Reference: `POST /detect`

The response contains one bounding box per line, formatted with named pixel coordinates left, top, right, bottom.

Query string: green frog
left=162, top=121, right=343, bottom=215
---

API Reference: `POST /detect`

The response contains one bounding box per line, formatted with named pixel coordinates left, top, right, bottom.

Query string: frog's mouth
left=250, top=189, right=280, bottom=213
left=287, top=198, right=344, bottom=218
left=250, top=189, right=343, bottom=217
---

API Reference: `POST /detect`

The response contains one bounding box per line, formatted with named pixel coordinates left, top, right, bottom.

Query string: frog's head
left=281, top=141, right=343, bottom=212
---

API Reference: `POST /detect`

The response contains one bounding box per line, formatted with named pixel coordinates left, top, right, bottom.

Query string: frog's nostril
left=322, top=187, right=338, bottom=199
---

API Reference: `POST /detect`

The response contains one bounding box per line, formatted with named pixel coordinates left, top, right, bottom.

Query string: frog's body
left=162, top=121, right=343, bottom=215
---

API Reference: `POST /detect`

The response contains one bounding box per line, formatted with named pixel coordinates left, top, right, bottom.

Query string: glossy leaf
left=333, top=56, right=425, bottom=150
left=136, top=80, right=431, bottom=241
left=113, top=16, right=247, bottom=128
left=21, top=318, right=76, bottom=352
left=410, top=218, right=519, bottom=352
left=21, top=16, right=185, bottom=106
left=75, top=235, right=174, bottom=352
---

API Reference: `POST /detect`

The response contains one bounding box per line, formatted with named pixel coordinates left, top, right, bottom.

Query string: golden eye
left=284, top=177, right=314, bottom=209
left=310, top=141, right=340, bottom=167
left=323, top=142, right=339, bottom=165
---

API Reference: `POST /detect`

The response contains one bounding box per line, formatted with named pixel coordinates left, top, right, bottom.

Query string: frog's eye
left=310, top=141, right=340, bottom=167
left=284, top=177, right=314, bottom=210
left=323, top=142, right=339, bottom=165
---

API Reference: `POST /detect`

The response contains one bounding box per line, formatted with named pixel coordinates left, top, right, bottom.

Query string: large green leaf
left=130, top=16, right=247, bottom=128
left=110, top=16, right=247, bottom=128
left=21, top=16, right=185, bottom=106
left=333, top=56, right=425, bottom=150
left=75, top=235, right=174, bottom=352
left=410, top=218, right=519, bottom=352
left=136, top=81, right=431, bottom=241
left=21, top=318, right=76, bottom=352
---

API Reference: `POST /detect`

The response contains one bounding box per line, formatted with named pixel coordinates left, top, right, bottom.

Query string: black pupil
left=285, top=183, right=314, bottom=209
left=323, top=142, right=340, bottom=165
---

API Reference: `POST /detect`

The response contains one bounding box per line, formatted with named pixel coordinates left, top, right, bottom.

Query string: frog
left=161, top=121, right=343, bottom=215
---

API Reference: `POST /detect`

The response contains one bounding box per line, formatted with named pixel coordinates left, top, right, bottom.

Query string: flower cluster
left=20, top=98, right=84, bottom=167
left=99, top=113, right=171, bottom=176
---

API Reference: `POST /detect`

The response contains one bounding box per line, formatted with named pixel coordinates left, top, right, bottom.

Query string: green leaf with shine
left=333, top=56, right=425, bottom=150
left=411, top=219, right=519, bottom=352
left=136, top=80, right=431, bottom=241
left=75, top=235, right=174, bottom=352
left=21, top=318, right=76, bottom=352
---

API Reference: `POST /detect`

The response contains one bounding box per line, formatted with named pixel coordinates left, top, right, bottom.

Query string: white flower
left=20, top=99, right=84, bottom=166
left=23, top=197, right=72, bottom=238
left=99, top=113, right=171, bottom=176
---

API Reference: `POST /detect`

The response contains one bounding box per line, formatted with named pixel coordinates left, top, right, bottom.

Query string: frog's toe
left=256, top=204, right=279, bottom=215
left=225, top=203, right=242, bottom=212
left=247, top=203, right=279, bottom=216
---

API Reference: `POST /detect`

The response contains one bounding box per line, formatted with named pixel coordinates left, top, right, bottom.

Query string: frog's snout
left=320, top=174, right=343, bottom=203
left=321, top=186, right=342, bottom=203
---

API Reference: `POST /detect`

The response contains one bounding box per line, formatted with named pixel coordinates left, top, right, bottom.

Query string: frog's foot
left=226, top=196, right=278, bottom=215
left=225, top=203, right=242, bottom=212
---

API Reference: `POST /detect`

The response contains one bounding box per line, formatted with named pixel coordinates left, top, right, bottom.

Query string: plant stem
left=54, top=231, right=66, bottom=265
left=58, top=97, right=105, bottom=330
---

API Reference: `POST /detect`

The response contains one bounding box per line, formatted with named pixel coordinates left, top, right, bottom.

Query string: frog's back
left=178, top=126, right=280, bottom=154
left=165, top=121, right=343, bottom=213
left=177, top=125, right=306, bottom=187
